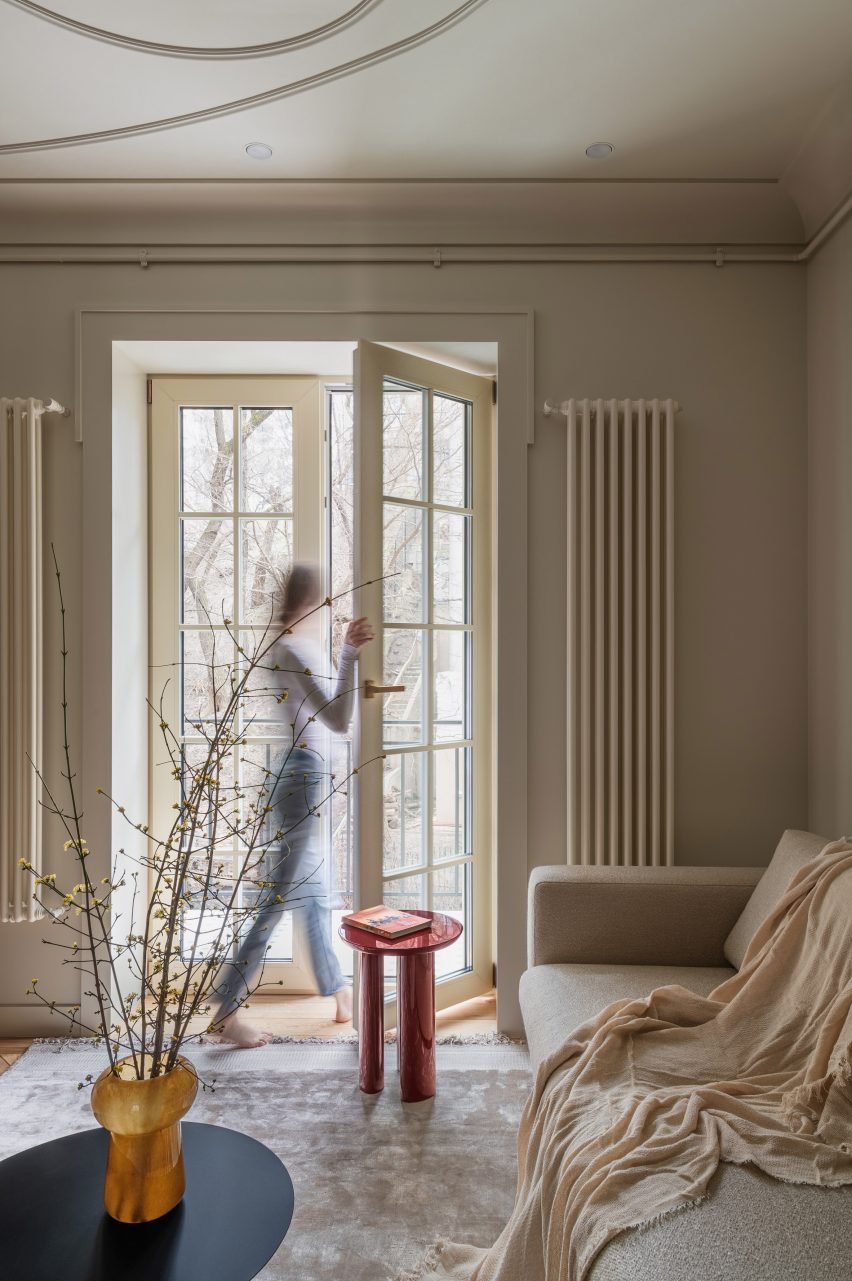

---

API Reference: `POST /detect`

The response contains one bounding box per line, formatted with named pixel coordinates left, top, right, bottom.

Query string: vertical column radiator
left=0, top=398, right=44, bottom=922
left=564, top=398, right=676, bottom=867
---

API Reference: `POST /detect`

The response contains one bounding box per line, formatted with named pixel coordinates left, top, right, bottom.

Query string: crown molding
left=0, top=0, right=487, bottom=154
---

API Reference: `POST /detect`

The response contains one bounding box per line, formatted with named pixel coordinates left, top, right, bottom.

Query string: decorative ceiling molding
left=0, top=0, right=488, bottom=154
left=4, top=0, right=379, bottom=59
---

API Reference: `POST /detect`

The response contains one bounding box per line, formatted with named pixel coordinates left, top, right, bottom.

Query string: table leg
left=359, top=952, right=384, bottom=1094
left=398, top=952, right=436, bottom=1102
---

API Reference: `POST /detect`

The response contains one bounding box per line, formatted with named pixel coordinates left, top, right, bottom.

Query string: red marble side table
left=338, top=911, right=464, bottom=1102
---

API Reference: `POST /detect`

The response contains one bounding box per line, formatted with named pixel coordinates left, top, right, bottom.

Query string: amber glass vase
left=90, top=1056, right=199, bottom=1223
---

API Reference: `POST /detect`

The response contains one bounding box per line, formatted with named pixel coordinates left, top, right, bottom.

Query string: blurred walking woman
left=211, top=564, right=373, bottom=1047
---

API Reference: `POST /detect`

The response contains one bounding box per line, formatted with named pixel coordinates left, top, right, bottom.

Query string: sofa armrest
left=527, top=864, right=763, bottom=968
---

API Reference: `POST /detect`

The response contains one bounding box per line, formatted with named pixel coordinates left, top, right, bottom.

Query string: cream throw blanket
left=403, top=841, right=852, bottom=1281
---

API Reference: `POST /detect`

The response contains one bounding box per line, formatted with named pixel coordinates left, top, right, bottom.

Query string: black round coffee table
left=0, top=1121, right=294, bottom=1281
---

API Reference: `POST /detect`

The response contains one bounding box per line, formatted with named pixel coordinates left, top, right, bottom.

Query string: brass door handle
left=364, top=679, right=406, bottom=699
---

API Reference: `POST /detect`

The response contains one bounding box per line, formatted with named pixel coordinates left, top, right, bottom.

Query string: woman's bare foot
left=214, top=1012, right=275, bottom=1048
left=333, top=986, right=353, bottom=1023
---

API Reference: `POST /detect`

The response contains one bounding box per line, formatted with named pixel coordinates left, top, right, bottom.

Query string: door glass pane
left=240, top=743, right=287, bottom=847
left=433, top=631, right=468, bottom=742
left=433, top=396, right=468, bottom=508
left=180, top=407, right=233, bottom=513
left=180, top=745, right=235, bottom=850
left=383, top=872, right=426, bottom=912
left=240, top=886, right=294, bottom=963
left=187, top=848, right=235, bottom=883
left=383, top=752, right=426, bottom=874
left=238, top=632, right=291, bottom=738
left=181, top=518, right=233, bottom=624
left=241, top=517, right=293, bottom=624
left=383, top=629, right=425, bottom=745
left=240, top=407, right=293, bottom=513
left=433, top=512, right=469, bottom=624
left=181, top=630, right=234, bottom=735
left=181, top=883, right=235, bottom=962
left=383, top=502, right=425, bottom=623
left=432, top=862, right=470, bottom=980
left=327, top=735, right=354, bottom=897
left=432, top=748, right=470, bottom=862
left=383, top=385, right=424, bottom=500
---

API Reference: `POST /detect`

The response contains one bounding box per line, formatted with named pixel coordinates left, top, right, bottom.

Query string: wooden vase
left=90, top=1055, right=198, bottom=1223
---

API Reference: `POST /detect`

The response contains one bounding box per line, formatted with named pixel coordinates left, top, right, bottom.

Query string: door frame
left=79, top=305, right=533, bottom=1036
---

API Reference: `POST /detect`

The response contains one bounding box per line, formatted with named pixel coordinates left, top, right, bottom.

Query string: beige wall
left=807, top=217, right=852, bottom=839
left=0, top=258, right=808, bottom=1029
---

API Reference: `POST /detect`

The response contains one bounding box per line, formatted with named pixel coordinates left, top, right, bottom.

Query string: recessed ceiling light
left=245, top=142, right=273, bottom=160
left=585, top=142, right=614, bottom=160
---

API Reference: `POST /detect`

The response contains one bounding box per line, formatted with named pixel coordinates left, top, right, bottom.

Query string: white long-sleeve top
left=265, top=636, right=358, bottom=743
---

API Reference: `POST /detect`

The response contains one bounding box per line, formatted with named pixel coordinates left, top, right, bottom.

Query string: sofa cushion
left=519, top=963, right=734, bottom=1071
left=723, top=829, right=828, bottom=969
left=592, top=1162, right=852, bottom=1281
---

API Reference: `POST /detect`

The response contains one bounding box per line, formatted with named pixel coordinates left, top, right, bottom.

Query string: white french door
left=149, top=375, right=327, bottom=993
left=354, top=343, right=493, bottom=1012
left=149, top=356, right=494, bottom=1011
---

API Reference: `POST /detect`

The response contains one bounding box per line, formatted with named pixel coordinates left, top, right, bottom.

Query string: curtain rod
left=0, top=246, right=804, bottom=266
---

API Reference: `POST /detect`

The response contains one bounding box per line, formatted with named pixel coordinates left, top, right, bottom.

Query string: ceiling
left=116, top=339, right=498, bottom=377
left=2, top=1, right=852, bottom=238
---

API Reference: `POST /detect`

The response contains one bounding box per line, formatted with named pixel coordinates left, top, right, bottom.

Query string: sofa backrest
left=723, top=829, right=829, bottom=969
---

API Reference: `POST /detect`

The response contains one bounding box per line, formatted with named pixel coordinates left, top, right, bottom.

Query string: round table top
left=338, top=909, right=463, bottom=955
left=0, top=1122, right=294, bottom=1281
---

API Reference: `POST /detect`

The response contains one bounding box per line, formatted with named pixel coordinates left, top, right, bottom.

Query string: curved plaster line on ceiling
left=0, top=0, right=489, bottom=155
left=4, top=0, right=380, bottom=59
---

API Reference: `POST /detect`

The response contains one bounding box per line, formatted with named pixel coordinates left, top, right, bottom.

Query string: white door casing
left=68, top=307, right=529, bottom=1042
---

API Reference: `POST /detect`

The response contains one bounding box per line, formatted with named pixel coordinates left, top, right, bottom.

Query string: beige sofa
left=519, top=831, right=852, bottom=1280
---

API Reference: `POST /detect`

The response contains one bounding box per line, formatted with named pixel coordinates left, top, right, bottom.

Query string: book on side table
left=342, top=905, right=431, bottom=939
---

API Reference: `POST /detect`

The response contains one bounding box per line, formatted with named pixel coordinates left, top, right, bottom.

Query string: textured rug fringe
left=210, top=1031, right=520, bottom=1047
left=391, top=1241, right=446, bottom=1281
left=431, top=1032, right=522, bottom=1046
left=33, top=1030, right=523, bottom=1050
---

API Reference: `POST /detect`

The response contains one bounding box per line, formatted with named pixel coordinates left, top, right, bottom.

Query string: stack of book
left=342, top=905, right=431, bottom=939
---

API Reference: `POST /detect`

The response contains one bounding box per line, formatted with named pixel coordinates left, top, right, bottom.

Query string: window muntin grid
left=177, top=404, right=296, bottom=960
left=380, top=380, right=474, bottom=979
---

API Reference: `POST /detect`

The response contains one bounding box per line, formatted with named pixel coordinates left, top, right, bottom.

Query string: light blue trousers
left=211, top=750, right=347, bottom=1018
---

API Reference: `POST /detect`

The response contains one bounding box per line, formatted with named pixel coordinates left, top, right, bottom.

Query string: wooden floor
left=0, top=989, right=497, bottom=1077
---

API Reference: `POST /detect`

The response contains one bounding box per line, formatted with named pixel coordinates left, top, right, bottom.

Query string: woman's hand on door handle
left=344, top=616, right=375, bottom=650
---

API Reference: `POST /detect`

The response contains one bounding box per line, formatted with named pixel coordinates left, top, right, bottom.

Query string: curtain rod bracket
left=42, top=398, right=70, bottom=417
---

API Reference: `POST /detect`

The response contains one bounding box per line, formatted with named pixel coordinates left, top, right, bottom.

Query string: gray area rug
left=0, top=1040, right=530, bottom=1280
